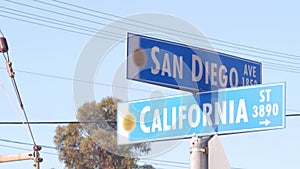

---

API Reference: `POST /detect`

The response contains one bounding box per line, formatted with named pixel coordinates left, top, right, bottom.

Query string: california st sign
left=117, top=83, right=285, bottom=145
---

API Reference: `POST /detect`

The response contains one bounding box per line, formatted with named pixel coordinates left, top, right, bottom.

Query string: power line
left=0, top=6, right=123, bottom=40
left=140, top=158, right=189, bottom=166
left=1, top=2, right=300, bottom=74
left=2, top=0, right=300, bottom=67
left=0, top=144, right=31, bottom=152
left=3, top=0, right=128, bottom=35
left=0, top=13, right=119, bottom=42
left=0, top=139, right=190, bottom=168
left=39, top=0, right=300, bottom=63
left=1, top=35, right=37, bottom=148
left=0, top=143, right=245, bottom=169
left=0, top=14, right=96, bottom=38
left=49, top=0, right=300, bottom=61
left=33, top=0, right=300, bottom=64
left=139, top=160, right=188, bottom=169
left=0, top=67, right=155, bottom=94
left=0, top=138, right=56, bottom=150
left=286, top=114, right=300, bottom=117
left=0, top=112, right=299, bottom=125
left=0, top=144, right=194, bottom=169
left=0, top=144, right=58, bottom=155
left=264, top=64, right=300, bottom=74
left=0, top=13, right=298, bottom=74
left=2, top=8, right=300, bottom=74
left=0, top=79, right=28, bottom=129
left=0, top=121, right=116, bottom=125
left=0, top=142, right=190, bottom=168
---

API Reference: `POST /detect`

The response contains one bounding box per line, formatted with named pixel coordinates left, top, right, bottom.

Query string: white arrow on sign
left=259, top=119, right=271, bottom=126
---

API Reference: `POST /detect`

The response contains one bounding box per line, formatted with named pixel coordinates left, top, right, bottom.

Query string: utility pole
left=0, top=145, right=42, bottom=168
left=0, top=152, right=34, bottom=163
left=33, top=145, right=43, bottom=169
left=190, top=134, right=209, bottom=169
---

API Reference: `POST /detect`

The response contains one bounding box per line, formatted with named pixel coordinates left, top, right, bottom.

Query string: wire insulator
left=0, top=29, right=8, bottom=53
left=6, top=61, right=15, bottom=77
left=33, top=145, right=42, bottom=151
left=0, top=37, right=8, bottom=53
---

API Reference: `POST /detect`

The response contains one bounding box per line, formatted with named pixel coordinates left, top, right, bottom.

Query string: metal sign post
left=190, top=135, right=209, bottom=169
left=190, top=135, right=231, bottom=169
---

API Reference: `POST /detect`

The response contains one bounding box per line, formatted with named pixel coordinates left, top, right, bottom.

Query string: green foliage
left=54, top=97, right=153, bottom=169
left=137, top=164, right=156, bottom=169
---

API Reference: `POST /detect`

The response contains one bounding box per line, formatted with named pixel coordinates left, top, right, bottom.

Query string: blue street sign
left=127, top=33, right=262, bottom=92
left=117, top=83, right=285, bottom=145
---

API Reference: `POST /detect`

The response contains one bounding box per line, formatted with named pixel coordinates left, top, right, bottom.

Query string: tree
left=137, top=164, right=156, bottom=169
left=54, top=97, right=153, bottom=169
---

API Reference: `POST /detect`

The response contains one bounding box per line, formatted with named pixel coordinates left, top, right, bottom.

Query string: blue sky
left=0, top=0, right=300, bottom=168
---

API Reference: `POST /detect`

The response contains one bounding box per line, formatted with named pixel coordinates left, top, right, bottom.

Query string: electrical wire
left=0, top=138, right=56, bottom=150
left=0, top=9, right=96, bottom=35
left=0, top=13, right=299, bottom=74
left=286, top=114, right=300, bottom=117
left=0, top=143, right=35, bottom=152
left=0, top=144, right=57, bottom=155
left=0, top=80, right=44, bottom=149
left=3, top=0, right=128, bottom=35
left=138, top=161, right=188, bottom=169
left=0, top=2, right=300, bottom=74
left=1, top=52, right=37, bottom=146
left=0, top=139, right=192, bottom=168
left=2, top=0, right=300, bottom=66
left=0, top=11, right=299, bottom=75
left=0, top=81, right=26, bottom=125
left=0, top=14, right=119, bottom=42
left=140, top=158, right=189, bottom=166
left=0, top=111, right=299, bottom=125
left=0, top=67, right=162, bottom=94
left=0, top=143, right=193, bottom=169
left=0, top=142, right=190, bottom=168
left=33, top=0, right=300, bottom=64
left=0, top=6, right=123, bottom=39
left=49, top=0, right=300, bottom=61
left=0, top=121, right=116, bottom=125
left=9, top=0, right=300, bottom=64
